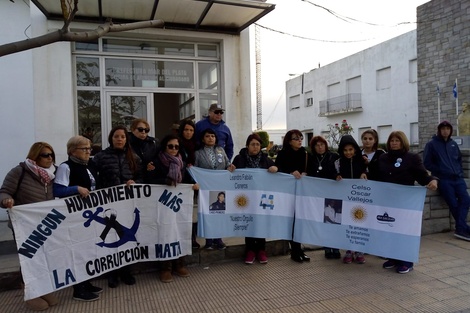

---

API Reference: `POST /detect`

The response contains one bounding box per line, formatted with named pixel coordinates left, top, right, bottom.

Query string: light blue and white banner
left=295, top=177, right=426, bottom=262
left=9, top=184, right=193, bottom=300
left=190, top=167, right=427, bottom=262
left=188, top=167, right=296, bottom=239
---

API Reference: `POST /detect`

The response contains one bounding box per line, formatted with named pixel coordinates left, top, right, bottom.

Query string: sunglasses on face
left=137, top=127, right=150, bottom=133
left=213, top=110, right=224, bottom=115
left=39, top=153, right=53, bottom=158
left=167, top=144, right=179, bottom=150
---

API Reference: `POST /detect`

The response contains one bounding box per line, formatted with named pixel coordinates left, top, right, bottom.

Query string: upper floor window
left=289, top=95, right=300, bottom=110
left=376, top=67, right=391, bottom=90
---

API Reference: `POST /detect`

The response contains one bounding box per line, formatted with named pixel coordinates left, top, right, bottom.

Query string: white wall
left=0, top=1, right=36, bottom=220
left=286, top=31, right=418, bottom=145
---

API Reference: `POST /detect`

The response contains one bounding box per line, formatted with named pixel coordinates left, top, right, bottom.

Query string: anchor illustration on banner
left=83, top=206, right=140, bottom=248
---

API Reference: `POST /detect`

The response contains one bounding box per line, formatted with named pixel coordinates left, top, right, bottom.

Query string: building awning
left=31, top=0, right=275, bottom=34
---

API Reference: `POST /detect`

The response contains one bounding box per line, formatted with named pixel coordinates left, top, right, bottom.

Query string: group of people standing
left=1, top=100, right=469, bottom=310
left=300, top=128, right=438, bottom=273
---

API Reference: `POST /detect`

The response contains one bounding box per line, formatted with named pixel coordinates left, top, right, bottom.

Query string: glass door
left=103, top=92, right=153, bottom=145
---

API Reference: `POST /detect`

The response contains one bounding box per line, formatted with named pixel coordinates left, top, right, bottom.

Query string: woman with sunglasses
left=129, top=118, right=159, bottom=174
left=0, top=142, right=59, bottom=311
left=53, top=136, right=102, bottom=302
left=145, top=134, right=199, bottom=283
left=275, top=129, right=310, bottom=263
left=91, top=125, right=142, bottom=288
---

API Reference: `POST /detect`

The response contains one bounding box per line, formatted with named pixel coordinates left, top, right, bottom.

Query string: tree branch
left=0, top=19, right=164, bottom=57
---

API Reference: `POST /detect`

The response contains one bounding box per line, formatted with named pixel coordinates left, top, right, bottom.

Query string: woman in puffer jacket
left=91, top=125, right=142, bottom=288
left=0, top=142, right=59, bottom=311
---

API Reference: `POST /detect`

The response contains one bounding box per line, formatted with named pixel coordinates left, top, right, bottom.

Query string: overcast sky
left=254, top=0, right=430, bottom=130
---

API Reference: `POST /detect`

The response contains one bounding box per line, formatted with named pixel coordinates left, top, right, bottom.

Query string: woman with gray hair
left=53, top=136, right=102, bottom=301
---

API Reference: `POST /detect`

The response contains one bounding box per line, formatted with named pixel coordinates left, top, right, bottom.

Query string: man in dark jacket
left=195, top=103, right=234, bottom=160
left=424, top=121, right=470, bottom=241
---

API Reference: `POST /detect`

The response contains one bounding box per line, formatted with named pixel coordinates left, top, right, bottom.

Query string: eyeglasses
left=291, top=136, right=303, bottom=141
left=137, top=127, right=150, bottom=133
left=39, top=153, right=53, bottom=158
left=213, top=110, right=224, bottom=115
left=167, top=144, right=179, bottom=150
left=76, top=147, right=92, bottom=152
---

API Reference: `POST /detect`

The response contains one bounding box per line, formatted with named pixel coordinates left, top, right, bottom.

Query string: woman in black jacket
left=129, top=118, right=158, bottom=173
left=91, top=125, right=142, bottom=288
left=232, top=133, right=278, bottom=264
left=146, top=134, right=199, bottom=283
left=178, top=119, right=200, bottom=248
left=275, top=129, right=310, bottom=263
left=307, top=136, right=341, bottom=259
left=361, top=129, right=386, bottom=181
left=378, top=131, right=437, bottom=274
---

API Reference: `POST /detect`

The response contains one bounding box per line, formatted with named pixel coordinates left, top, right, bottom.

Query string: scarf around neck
left=25, top=158, right=55, bottom=185
left=158, top=151, right=183, bottom=185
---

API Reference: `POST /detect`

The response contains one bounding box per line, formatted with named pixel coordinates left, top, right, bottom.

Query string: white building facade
left=0, top=0, right=275, bottom=220
left=285, top=31, right=418, bottom=148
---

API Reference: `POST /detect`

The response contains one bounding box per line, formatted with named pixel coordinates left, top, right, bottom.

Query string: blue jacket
left=195, top=117, right=234, bottom=160
left=424, top=134, right=464, bottom=179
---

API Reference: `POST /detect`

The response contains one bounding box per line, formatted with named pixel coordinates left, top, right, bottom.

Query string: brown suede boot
left=41, top=293, right=59, bottom=306
left=174, top=257, right=190, bottom=277
left=159, top=261, right=173, bottom=283
left=25, top=297, right=49, bottom=311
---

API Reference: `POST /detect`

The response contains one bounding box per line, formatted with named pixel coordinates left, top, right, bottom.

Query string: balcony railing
left=319, top=93, right=362, bottom=116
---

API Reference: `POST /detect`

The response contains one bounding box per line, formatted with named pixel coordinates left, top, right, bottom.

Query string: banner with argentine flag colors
left=190, top=167, right=427, bottom=263
left=188, top=167, right=296, bottom=239
left=295, top=177, right=426, bottom=262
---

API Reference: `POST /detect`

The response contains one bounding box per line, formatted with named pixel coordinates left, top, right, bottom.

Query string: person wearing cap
left=195, top=103, right=234, bottom=160
left=424, top=121, right=470, bottom=241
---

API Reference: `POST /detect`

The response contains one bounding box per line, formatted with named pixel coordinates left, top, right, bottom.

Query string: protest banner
left=295, top=177, right=426, bottom=262
left=8, top=184, right=193, bottom=300
left=188, top=167, right=296, bottom=239
left=190, top=167, right=426, bottom=262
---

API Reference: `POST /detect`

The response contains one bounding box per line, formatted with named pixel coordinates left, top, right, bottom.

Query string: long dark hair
left=108, top=125, right=138, bottom=173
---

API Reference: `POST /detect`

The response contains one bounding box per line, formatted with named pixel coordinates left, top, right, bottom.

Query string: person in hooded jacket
left=307, top=136, right=341, bottom=259
left=424, top=121, right=470, bottom=241
left=334, top=135, right=367, bottom=264
left=379, top=131, right=437, bottom=274
left=275, top=129, right=310, bottom=263
left=232, top=133, right=278, bottom=264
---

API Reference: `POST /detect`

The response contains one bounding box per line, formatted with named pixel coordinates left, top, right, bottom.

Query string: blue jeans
left=438, top=178, right=470, bottom=233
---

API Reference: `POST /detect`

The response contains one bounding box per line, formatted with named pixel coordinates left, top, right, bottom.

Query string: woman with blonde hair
left=0, top=142, right=59, bottom=311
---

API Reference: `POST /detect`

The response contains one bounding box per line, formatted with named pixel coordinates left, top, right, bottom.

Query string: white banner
left=9, top=184, right=193, bottom=300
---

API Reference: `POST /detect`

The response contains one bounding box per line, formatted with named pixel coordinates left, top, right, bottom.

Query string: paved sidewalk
left=1, top=232, right=470, bottom=313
